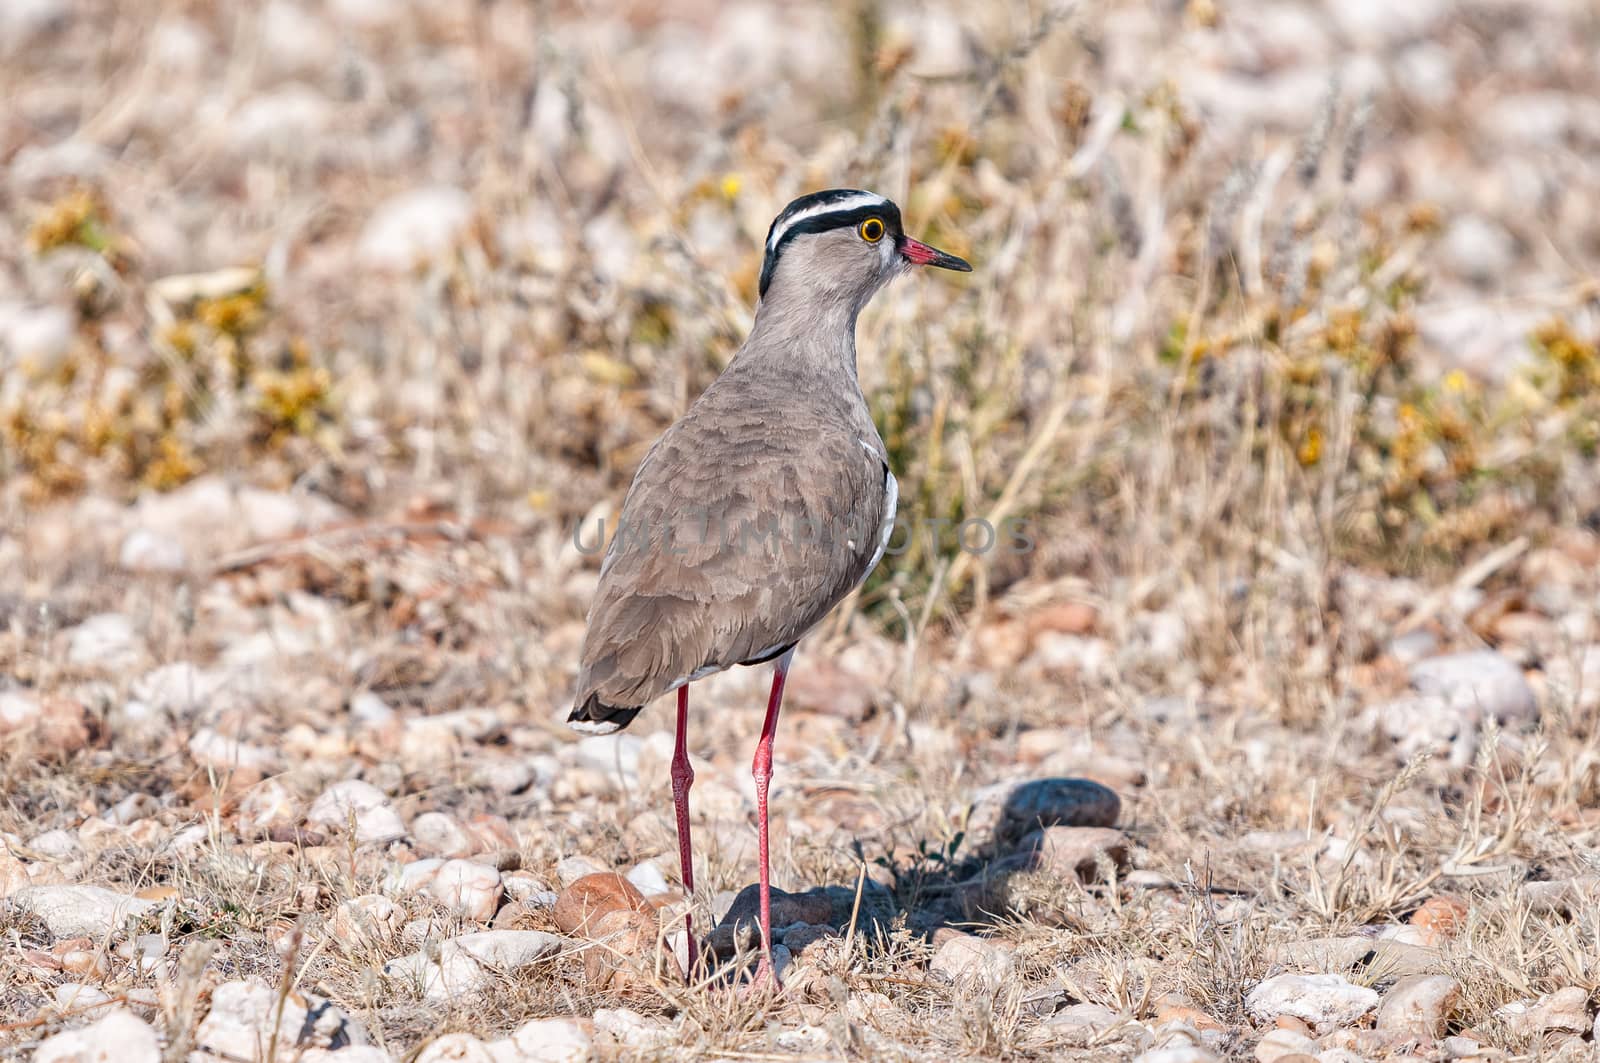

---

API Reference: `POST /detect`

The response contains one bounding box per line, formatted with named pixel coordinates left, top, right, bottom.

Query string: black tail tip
left=566, top=697, right=643, bottom=736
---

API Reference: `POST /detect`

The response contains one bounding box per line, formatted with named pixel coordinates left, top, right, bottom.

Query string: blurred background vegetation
left=2, top=0, right=1598, bottom=694
left=4, top=2, right=1600, bottom=1055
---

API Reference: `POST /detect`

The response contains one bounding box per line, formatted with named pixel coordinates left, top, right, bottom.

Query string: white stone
left=773, top=1026, right=831, bottom=1055
left=259, top=0, right=335, bottom=75
left=332, top=894, right=404, bottom=945
left=0, top=0, right=65, bottom=52
left=573, top=733, right=642, bottom=776
left=1387, top=629, right=1438, bottom=665
left=219, top=630, right=319, bottom=674
left=8, top=142, right=110, bottom=188
left=1415, top=303, right=1542, bottom=383
left=591, top=1008, right=673, bottom=1049
left=29, top=828, right=83, bottom=861
left=119, top=933, right=165, bottom=975
left=644, top=30, right=721, bottom=119
left=930, top=933, right=1014, bottom=990
left=103, top=794, right=157, bottom=826
left=1440, top=216, right=1517, bottom=287
left=385, top=930, right=563, bottom=1000
left=131, top=662, right=226, bottom=717
left=625, top=860, right=671, bottom=898
left=231, top=85, right=330, bottom=154
left=1246, top=973, right=1379, bottom=1033
left=501, top=872, right=556, bottom=904
left=357, top=187, right=473, bottom=270
left=1377, top=649, right=1544, bottom=765
left=306, top=780, right=405, bottom=845
left=397, top=918, right=435, bottom=949
left=1240, top=830, right=1315, bottom=855
left=237, top=779, right=298, bottom=836
left=66, top=614, right=145, bottom=670
left=1134, top=1047, right=1220, bottom=1063
left=196, top=980, right=367, bottom=1059
left=405, top=707, right=500, bottom=741
left=446, top=931, right=559, bottom=970
left=890, top=5, right=968, bottom=78
left=401, top=709, right=502, bottom=764
left=497, top=204, right=569, bottom=272
left=486, top=1017, right=593, bottom=1063
left=1482, top=91, right=1600, bottom=150
left=107, top=700, right=161, bottom=744
left=1178, top=67, right=1331, bottom=132
left=1376, top=974, right=1459, bottom=1038
left=150, top=17, right=208, bottom=71
left=50, top=982, right=116, bottom=1015
left=34, top=1008, right=160, bottom=1063
left=1036, top=1003, right=1120, bottom=1045
left=0, top=691, right=41, bottom=732
left=130, top=478, right=341, bottom=560
left=1410, top=651, right=1537, bottom=725
left=118, top=528, right=188, bottom=573
left=0, top=302, right=74, bottom=366
left=1497, top=986, right=1591, bottom=1034
left=1372, top=694, right=1470, bottom=764
left=417, top=1034, right=496, bottom=1063
left=8, top=885, right=156, bottom=938
left=580, top=212, right=635, bottom=283
left=412, top=812, right=475, bottom=858
left=350, top=691, right=395, bottom=727
left=1327, top=0, right=1446, bottom=44
left=555, top=854, right=607, bottom=886
left=474, top=758, right=537, bottom=795
left=1314, top=1050, right=1366, bottom=1063
left=165, top=825, right=209, bottom=855
left=327, top=0, right=406, bottom=28
left=1254, top=1027, right=1319, bottom=1062
left=188, top=727, right=279, bottom=772
left=1032, top=633, right=1111, bottom=677
left=240, top=486, right=342, bottom=539
left=1396, top=42, right=1455, bottom=107
left=428, top=859, right=503, bottom=921
left=391, top=858, right=444, bottom=894
left=300, top=1049, right=397, bottom=1063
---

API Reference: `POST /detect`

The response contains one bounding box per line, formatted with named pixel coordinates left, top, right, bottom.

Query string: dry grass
left=3, top=0, right=1600, bottom=1059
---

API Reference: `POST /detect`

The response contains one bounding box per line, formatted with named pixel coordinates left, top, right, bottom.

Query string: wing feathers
left=572, top=390, right=889, bottom=720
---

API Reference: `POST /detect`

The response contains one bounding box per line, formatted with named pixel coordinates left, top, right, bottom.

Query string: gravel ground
left=3, top=0, right=1600, bottom=1060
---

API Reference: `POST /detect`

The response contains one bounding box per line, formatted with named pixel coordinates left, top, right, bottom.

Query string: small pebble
left=427, top=859, right=503, bottom=922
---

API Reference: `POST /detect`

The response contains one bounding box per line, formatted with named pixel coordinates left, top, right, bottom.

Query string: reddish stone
left=552, top=873, right=646, bottom=936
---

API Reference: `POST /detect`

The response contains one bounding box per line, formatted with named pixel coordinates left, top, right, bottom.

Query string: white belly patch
left=859, top=439, right=898, bottom=578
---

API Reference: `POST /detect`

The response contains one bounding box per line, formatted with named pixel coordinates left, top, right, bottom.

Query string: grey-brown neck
left=739, top=284, right=865, bottom=387
left=735, top=229, right=904, bottom=388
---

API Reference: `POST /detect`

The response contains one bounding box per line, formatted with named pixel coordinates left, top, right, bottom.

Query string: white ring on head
left=766, top=193, right=890, bottom=253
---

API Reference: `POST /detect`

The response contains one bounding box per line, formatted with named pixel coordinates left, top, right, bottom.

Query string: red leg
left=670, top=684, right=698, bottom=978
left=751, top=650, right=792, bottom=985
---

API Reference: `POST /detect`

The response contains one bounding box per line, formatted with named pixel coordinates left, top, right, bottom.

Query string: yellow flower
left=1297, top=426, right=1323, bottom=467
left=197, top=292, right=266, bottom=337
left=1324, top=310, right=1362, bottom=353
left=28, top=189, right=107, bottom=253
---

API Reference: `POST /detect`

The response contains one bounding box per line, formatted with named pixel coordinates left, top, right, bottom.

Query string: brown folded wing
left=572, top=386, right=890, bottom=722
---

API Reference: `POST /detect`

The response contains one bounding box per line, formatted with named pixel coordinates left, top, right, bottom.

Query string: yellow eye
left=859, top=217, right=885, bottom=242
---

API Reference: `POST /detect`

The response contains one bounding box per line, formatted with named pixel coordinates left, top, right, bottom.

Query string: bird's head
left=755, top=189, right=971, bottom=315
